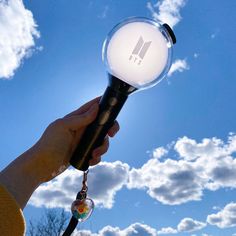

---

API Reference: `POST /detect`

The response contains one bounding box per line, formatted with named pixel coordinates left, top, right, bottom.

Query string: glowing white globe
left=102, top=17, right=174, bottom=90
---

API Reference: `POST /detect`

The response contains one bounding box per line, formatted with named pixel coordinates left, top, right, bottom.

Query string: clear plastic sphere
left=102, top=17, right=174, bottom=90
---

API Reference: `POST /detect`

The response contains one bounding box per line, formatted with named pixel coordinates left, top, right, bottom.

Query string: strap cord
left=62, top=171, right=89, bottom=236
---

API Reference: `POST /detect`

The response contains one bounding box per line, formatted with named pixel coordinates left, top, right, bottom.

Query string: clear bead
left=71, top=198, right=94, bottom=222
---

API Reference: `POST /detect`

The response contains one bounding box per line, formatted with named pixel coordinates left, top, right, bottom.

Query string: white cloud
left=158, top=227, right=178, bottom=234
left=68, top=228, right=96, bottom=236
left=87, top=161, right=129, bottom=208
left=177, top=218, right=206, bottom=232
left=73, top=218, right=205, bottom=236
left=30, top=133, right=236, bottom=210
left=174, top=136, right=226, bottom=161
left=147, top=1, right=189, bottom=78
left=70, top=217, right=213, bottom=236
left=110, top=223, right=157, bottom=236
left=128, top=157, right=203, bottom=205
left=212, top=206, right=221, bottom=211
left=147, top=0, right=187, bottom=28
left=0, top=0, right=39, bottom=79
left=75, top=223, right=157, bottom=236
left=29, top=161, right=129, bottom=210
left=167, top=59, right=189, bottom=77
left=128, top=133, right=236, bottom=205
left=153, top=147, right=168, bottom=159
left=207, top=202, right=236, bottom=228
left=29, top=168, right=82, bottom=211
left=194, top=53, right=199, bottom=58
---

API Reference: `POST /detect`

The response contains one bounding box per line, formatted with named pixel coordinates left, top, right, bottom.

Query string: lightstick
left=63, top=17, right=176, bottom=236
left=70, top=17, right=176, bottom=171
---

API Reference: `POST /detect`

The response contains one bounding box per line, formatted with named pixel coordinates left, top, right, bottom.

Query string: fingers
left=89, top=121, right=120, bottom=166
left=62, top=97, right=120, bottom=167
left=89, top=136, right=109, bottom=166
left=108, top=120, right=120, bottom=137
left=64, top=96, right=101, bottom=118
left=63, top=103, right=99, bottom=130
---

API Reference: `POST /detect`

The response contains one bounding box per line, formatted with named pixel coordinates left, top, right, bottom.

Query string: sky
left=0, top=0, right=236, bottom=235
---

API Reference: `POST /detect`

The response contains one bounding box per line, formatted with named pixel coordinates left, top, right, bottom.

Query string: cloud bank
left=29, top=134, right=236, bottom=235
left=71, top=223, right=157, bottom=236
left=30, top=133, right=236, bottom=209
left=67, top=217, right=206, bottom=236
left=0, top=0, right=39, bottom=79
left=128, top=133, right=236, bottom=205
left=29, top=161, right=129, bottom=210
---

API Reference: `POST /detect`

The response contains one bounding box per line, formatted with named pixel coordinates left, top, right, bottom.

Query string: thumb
left=63, top=103, right=99, bottom=130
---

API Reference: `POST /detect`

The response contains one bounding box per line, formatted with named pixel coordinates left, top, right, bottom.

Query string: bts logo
left=129, top=36, right=152, bottom=65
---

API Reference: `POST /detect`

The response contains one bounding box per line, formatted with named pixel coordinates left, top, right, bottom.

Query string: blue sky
left=0, top=0, right=236, bottom=235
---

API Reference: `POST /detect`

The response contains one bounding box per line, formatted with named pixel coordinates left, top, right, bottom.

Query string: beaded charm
left=71, top=170, right=94, bottom=222
left=71, top=198, right=94, bottom=222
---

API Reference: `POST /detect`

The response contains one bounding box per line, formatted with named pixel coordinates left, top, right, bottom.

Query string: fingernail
left=110, top=128, right=118, bottom=137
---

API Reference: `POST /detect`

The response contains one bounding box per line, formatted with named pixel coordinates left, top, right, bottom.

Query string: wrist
left=0, top=147, right=42, bottom=209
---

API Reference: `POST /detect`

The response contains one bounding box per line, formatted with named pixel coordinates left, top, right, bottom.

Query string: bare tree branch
left=26, top=208, right=68, bottom=236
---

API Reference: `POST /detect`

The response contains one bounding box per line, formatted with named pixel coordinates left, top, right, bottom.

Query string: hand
left=0, top=97, right=120, bottom=209
left=30, top=97, right=120, bottom=183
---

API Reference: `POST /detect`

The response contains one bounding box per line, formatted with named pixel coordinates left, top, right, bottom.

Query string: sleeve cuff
left=0, top=184, right=26, bottom=235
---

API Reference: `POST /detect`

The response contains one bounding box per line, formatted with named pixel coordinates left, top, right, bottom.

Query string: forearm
left=0, top=98, right=118, bottom=211
left=0, top=147, right=42, bottom=210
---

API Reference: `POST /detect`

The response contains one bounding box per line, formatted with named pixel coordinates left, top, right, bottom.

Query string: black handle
left=70, top=86, right=128, bottom=171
